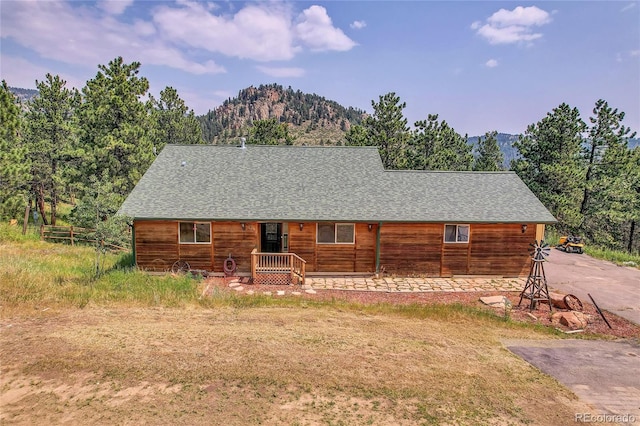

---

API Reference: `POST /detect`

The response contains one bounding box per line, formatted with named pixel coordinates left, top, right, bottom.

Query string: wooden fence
left=40, top=225, right=128, bottom=251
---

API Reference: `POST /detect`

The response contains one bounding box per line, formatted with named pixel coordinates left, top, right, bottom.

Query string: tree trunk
left=629, top=220, right=636, bottom=254
left=37, top=184, right=49, bottom=226
left=50, top=160, right=57, bottom=225
left=579, top=142, right=598, bottom=215
left=22, top=199, right=31, bottom=235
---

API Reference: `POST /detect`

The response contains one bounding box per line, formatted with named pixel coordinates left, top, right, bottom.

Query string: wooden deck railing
left=251, top=249, right=306, bottom=285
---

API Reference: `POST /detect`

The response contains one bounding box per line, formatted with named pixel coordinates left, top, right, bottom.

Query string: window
left=317, top=223, right=355, bottom=244
left=179, top=222, right=211, bottom=244
left=444, top=224, right=469, bottom=243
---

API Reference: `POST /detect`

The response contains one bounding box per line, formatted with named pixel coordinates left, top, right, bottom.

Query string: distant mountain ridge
left=197, top=83, right=366, bottom=145
left=8, top=87, right=38, bottom=104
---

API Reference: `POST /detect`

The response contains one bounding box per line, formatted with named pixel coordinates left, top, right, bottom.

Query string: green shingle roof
left=118, top=144, right=556, bottom=224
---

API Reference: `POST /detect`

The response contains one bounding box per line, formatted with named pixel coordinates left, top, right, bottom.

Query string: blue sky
left=1, top=1, right=638, bottom=136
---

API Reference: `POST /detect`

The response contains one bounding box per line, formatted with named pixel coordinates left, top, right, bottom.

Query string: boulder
left=480, top=296, right=511, bottom=309
left=552, top=311, right=589, bottom=330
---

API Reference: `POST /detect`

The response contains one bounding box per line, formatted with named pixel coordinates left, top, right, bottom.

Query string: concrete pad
left=504, top=339, right=640, bottom=419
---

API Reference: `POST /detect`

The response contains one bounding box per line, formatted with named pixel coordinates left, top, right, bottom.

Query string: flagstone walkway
left=305, top=276, right=526, bottom=293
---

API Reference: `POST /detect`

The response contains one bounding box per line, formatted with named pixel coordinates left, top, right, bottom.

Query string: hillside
left=196, top=83, right=366, bottom=145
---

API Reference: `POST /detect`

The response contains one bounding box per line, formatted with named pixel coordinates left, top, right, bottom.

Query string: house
left=118, top=144, right=556, bottom=280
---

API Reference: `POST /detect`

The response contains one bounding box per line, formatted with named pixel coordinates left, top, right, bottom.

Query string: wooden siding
left=212, top=222, right=258, bottom=273
left=135, top=221, right=180, bottom=271
left=288, top=222, right=317, bottom=272
left=354, top=223, right=376, bottom=273
left=134, top=220, right=536, bottom=277
left=289, top=223, right=376, bottom=273
left=468, top=223, right=534, bottom=276
left=379, top=224, right=442, bottom=276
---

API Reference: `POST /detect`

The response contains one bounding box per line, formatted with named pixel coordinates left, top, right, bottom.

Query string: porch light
left=521, top=224, right=527, bottom=233
left=241, top=223, right=246, bottom=231
left=299, top=223, right=304, bottom=231
left=368, top=224, right=373, bottom=231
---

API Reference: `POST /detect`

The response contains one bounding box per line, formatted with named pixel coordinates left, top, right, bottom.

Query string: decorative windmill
left=518, top=240, right=552, bottom=312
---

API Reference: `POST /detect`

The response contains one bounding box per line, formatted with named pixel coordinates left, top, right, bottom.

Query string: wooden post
left=40, top=224, right=44, bottom=240
left=70, top=226, right=74, bottom=246
left=22, top=200, right=31, bottom=236
left=251, top=248, right=257, bottom=281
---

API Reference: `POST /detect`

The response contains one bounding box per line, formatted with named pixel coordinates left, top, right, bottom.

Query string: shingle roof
left=118, top=144, right=556, bottom=223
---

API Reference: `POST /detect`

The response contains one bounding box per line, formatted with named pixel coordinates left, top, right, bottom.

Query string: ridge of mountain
left=196, top=83, right=367, bottom=146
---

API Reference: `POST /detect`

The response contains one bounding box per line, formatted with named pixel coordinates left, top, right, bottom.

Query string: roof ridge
left=383, top=169, right=515, bottom=175
left=164, top=144, right=378, bottom=150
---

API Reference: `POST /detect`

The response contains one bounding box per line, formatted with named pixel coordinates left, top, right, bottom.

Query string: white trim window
left=179, top=222, right=211, bottom=244
left=317, top=223, right=355, bottom=244
left=444, top=224, right=469, bottom=243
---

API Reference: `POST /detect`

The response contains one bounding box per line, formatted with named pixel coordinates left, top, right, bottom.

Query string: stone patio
left=305, top=276, right=526, bottom=293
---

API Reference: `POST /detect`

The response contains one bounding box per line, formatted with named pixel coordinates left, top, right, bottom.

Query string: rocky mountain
left=8, top=87, right=38, bottom=106
left=197, top=83, right=366, bottom=145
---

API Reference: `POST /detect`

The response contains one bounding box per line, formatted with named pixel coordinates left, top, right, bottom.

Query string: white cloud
left=630, top=50, right=640, bottom=57
left=485, top=59, right=498, bottom=68
left=1, top=1, right=225, bottom=75
left=256, top=66, right=305, bottom=78
left=621, top=3, right=636, bottom=12
left=473, top=6, right=551, bottom=45
left=98, top=0, right=134, bottom=15
left=152, top=2, right=298, bottom=61
left=295, top=5, right=357, bottom=51
left=350, top=20, right=366, bottom=30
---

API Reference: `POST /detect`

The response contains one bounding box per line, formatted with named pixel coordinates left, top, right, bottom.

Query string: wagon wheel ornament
left=171, top=260, right=190, bottom=274
left=528, top=240, right=550, bottom=262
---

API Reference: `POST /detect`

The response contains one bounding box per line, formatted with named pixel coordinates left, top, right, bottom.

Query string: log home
left=118, top=144, right=556, bottom=281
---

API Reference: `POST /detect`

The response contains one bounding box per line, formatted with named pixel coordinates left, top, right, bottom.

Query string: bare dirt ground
left=2, top=282, right=639, bottom=425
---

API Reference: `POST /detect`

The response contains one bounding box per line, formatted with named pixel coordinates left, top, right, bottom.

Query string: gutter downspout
left=375, top=222, right=382, bottom=276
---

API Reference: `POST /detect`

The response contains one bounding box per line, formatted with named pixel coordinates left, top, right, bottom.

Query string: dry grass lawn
left=1, top=304, right=598, bottom=425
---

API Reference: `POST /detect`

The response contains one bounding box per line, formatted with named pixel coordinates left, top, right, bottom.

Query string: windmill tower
left=518, top=240, right=552, bottom=312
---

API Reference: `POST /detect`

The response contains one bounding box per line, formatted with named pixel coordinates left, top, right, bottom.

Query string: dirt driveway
left=544, top=250, right=640, bottom=325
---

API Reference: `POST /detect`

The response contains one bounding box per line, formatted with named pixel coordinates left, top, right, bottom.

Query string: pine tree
left=0, top=81, right=29, bottom=220
left=248, top=118, right=294, bottom=145
left=24, top=74, right=80, bottom=225
left=473, top=131, right=504, bottom=171
left=345, top=92, right=409, bottom=169
left=148, top=86, right=203, bottom=153
left=580, top=100, right=638, bottom=250
left=408, top=114, right=473, bottom=171
left=511, top=103, right=586, bottom=230
left=77, top=57, right=153, bottom=200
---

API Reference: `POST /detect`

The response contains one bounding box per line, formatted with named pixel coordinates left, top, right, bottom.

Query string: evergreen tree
left=473, top=131, right=504, bottom=171
left=0, top=81, right=29, bottom=220
left=511, top=103, right=586, bottom=230
left=408, top=114, right=473, bottom=171
left=247, top=118, right=294, bottom=145
left=24, top=74, right=80, bottom=225
left=77, top=57, right=153, bottom=201
left=148, top=86, right=203, bottom=153
left=345, top=92, right=409, bottom=169
left=580, top=100, right=638, bottom=250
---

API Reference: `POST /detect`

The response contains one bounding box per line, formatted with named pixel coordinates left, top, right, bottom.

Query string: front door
left=260, top=223, right=282, bottom=252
